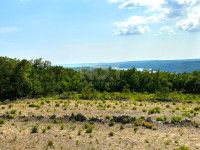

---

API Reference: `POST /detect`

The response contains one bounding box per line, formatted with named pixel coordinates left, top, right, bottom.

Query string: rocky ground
left=0, top=98, right=200, bottom=150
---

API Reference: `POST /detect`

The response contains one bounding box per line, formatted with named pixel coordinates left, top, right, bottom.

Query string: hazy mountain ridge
left=57, top=59, right=200, bottom=73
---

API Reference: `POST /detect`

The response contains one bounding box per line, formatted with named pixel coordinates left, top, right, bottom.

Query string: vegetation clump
left=171, top=116, right=183, bottom=124
left=148, top=107, right=160, bottom=115
left=109, top=120, right=115, bottom=126
left=31, top=124, right=39, bottom=133
left=156, top=116, right=167, bottom=121
left=109, top=131, right=114, bottom=136
left=84, top=123, right=94, bottom=133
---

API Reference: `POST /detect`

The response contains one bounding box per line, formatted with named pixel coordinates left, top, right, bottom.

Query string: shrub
left=156, top=116, right=167, bottom=121
left=182, top=113, right=193, bottom=118
left=60, top=124, right=65, bottom=130
left=8, top=104, right=13, bottom=108
left=134, top=126, right=138, bottom=133
left=76, top=140, right=80, bottom=146
left=171, top=116, right=183, bottom=124
left=195, top=123, right=199, bottom=128
left=143, top=122, right=153, bottom=129
left=109, top=131, right=114, bottom=136
left=47, top=140, right=54, bottom=147
left=54, top=118, right=63, bottom=124
left=134, top=119, right=142, bottom=126
left=140, top=116, right=145, bottom=119
left=0, top=119, right=5, bottom=124
left=8, top=114, right=15, bottom=119
left=42, top=128, right=46, bottom=133
left=84, top=123, right=94, bottom=133
left=55, top=103, right=60, bottom=107
left=105, top=115, right=111, bottom=120
left=78, top=128, right=83, bottom=135
left=194, top=106, right=200, bottom=111
left=122, top=118, right=131, bottom=124
left=109, top=120, right=115, bottom=126
left=31, top=125, right=39, bottom=133
left=132, top=106, right=137, bottom=110
left=148, top=107, right=160, bottom=115
left=47, top=124, right=52, bottom=130
left=29, top=104, right=40, bottom=108
left=174, top=145, right=189, bottom=150
left=23, top=117, right=30, bottom=122
left=120, top=125, right=125, bottom=130
left=10, top=109, right=17, bottom=114
left=142, top=109, right=147, bottom=112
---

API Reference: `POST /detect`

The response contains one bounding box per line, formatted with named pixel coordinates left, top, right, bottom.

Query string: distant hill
left=57, top=59, right=200, bottom=73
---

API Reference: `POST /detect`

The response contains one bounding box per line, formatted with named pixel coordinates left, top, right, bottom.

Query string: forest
left=0, top=56, right=200, bottom=101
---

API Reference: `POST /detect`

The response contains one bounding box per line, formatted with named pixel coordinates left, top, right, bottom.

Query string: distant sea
left=53, top=64, right=145, bottom=71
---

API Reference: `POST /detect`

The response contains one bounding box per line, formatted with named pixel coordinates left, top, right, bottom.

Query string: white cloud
left=0, top=27, right=19, bottom=34
left=112, top=25, right=150, bottom=35
left=114, top=15, right=164, bottom=27
left=176, top=5, right=200, bottom=32
left=119, top=0, right=165, bottom=11
left=160, top=25, right=177, bottom=34
left=109, top=0, right=200, bottom=35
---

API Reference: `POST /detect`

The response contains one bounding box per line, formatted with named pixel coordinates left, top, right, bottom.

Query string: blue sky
left=0, top=0, right=200, bottom=64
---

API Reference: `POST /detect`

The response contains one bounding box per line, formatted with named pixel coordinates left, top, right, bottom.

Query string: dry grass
left=0, top=99, right=200, bottom=150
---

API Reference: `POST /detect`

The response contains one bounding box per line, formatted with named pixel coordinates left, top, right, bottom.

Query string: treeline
left=0, top=56, right=200, bottom=101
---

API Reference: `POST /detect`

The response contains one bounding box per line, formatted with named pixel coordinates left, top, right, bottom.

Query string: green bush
left=0, top=119, right=5, bottom=124
left=109, top=120, right=115, bottom=126
left=120, top=125, right=125, bottom=130
left=109, top=131, right=114, bottom=136
left=53, top=118, right=63, bottom=124
left=174, top=145, right=189, bottom=150
left=134, top=126, right=138, bottom=133
left=148, top=107, right=160, bottom=115
left=31, top=125, right=39, bottom=133
left=123, top=118, right=131, bottom=124
left=194, top=106, right=200, bottom=111
left=29, top=104, right=40, bottom=108
left=23, top=117, right=30, bottom=122
left=156, top=116, right=167, bottom=121
left=84, top=123, right=94, bottom=133
left=10, top=109, right=17, bottom=114
left=171, top=116, right=183, bottom=124
left=8, top=114, right=15, bottom=119
left=8, top=104, right=13, bottom=109
left=105, top=115, right=111, bottom=120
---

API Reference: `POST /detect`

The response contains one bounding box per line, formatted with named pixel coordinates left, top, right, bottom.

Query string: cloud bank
left=109, top=0, right=200, bottom=36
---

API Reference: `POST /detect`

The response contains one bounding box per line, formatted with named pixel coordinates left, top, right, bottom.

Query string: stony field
left=0, top=99, right=200, bottom=150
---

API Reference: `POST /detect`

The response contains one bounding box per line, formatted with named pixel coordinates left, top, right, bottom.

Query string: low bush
left=171, top=116, right=183, bottom=124
left=174, top=145, right=189, bottom=150
left=122, top=118, right=131, bottom=124
left=194, top=106, right=200, bottom=111
left=0, top=119, right=5, bottom=124
left=105, top=115, right=111, bottom=120
left=31, top=124, right=39, bottom=133
left=109, top=131, right=114, bottom=136
left=84, top=123, right=94, bottom=133
left=29, top=104, right=40, bottom=108
left=109, top=120, right=115, bottom=126
left=148, top=107, right=160, bottom=115
left=156, top=116, right=167, bottom=121
left=143, top=122, right=153, bottom=129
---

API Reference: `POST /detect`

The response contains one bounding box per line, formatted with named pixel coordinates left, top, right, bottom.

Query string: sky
left=0, top=0, right=200, bottom=64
